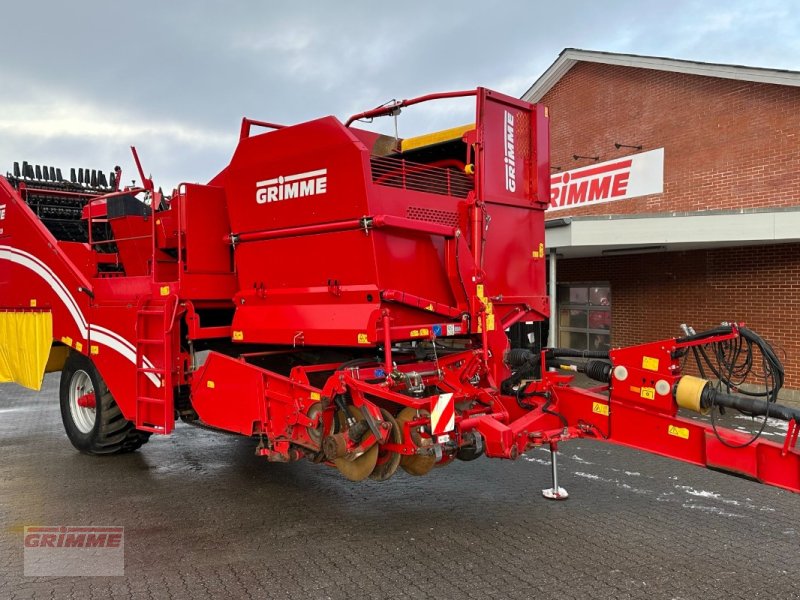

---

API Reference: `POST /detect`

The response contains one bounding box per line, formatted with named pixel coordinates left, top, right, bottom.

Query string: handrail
left=344, top=89, right=478, bottom=127
left=240, top=118, right=287, bottom=140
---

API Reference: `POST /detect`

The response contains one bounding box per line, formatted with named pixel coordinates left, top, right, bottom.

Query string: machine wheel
left=396, top=407, right=436, bottom=476
left=59, top=352, right=150, bottom=455
left=369, top=408, right=402, bottom=481
left=333, top=406, right=379, bottom=481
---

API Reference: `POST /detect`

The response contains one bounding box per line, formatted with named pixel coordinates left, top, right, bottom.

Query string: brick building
left=522, top=49, right=800, bottom=392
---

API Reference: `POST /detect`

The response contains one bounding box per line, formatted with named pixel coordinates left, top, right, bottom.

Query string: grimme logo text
left=256, top=169, right=327, bottom=204
left=503, top=111, right=516, bottom=193
left=24, top=526, right=123, bottom=548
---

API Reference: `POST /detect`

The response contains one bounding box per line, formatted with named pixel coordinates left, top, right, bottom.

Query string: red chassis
left=0, top=88, right=797, bottom=494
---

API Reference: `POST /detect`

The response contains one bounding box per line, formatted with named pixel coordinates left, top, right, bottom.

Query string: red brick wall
left=541, top=62, right=800, bottom=390
left=557, top=243, right=800, bottom=389
left=542, top=62, right=800, bottom=215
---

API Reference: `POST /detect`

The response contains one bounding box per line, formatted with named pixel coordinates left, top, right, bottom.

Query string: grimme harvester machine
left=1, top=88, right=799, bottom=496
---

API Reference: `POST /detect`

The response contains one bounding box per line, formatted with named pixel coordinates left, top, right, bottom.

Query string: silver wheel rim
left=69, top=369, right=96, bottom=434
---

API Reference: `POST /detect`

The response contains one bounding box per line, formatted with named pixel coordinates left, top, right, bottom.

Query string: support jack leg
left=542, top=442, right=568, bottom=500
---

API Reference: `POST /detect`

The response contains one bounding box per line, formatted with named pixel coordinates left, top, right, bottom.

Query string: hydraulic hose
left=548, top=347, right=610, bottom=360
left=702, top=387, right=800, bottom=423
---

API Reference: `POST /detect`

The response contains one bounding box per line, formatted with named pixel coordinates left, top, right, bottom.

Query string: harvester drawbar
left=1, top=88, right=798, bottom=495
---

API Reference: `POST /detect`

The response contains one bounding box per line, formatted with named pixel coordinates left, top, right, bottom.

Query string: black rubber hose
left=542, top=395, right=569, bottom=429
left=544, top=358, right=611, bottom=384
left=506, top=348, right=537, bottom=368
left=585, top=360, right=612, bottom=383
left=548, top=347, right=610, bottom=359
left=702, top=387, right=800, bottom=423
left=676, top=325, right=734, bottom=344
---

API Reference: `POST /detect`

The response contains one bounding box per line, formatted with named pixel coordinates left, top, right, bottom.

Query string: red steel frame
left=0, top=87, right=797, bottom=493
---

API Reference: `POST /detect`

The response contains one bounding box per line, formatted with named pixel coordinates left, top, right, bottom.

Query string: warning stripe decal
left=430, top=392, right=455, bottom=435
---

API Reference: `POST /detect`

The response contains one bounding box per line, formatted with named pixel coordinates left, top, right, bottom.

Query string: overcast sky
left=1, top=0, right=797, bottom=191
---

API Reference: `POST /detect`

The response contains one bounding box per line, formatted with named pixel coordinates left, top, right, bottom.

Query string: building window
left=557, top=284, right=611, bottom=351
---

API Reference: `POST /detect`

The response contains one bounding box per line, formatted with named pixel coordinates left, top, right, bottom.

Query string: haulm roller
left=1, top=88, right=798, bottom=496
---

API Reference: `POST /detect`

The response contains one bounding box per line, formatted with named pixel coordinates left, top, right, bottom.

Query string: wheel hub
left=68, top=369, right=96, bottom=434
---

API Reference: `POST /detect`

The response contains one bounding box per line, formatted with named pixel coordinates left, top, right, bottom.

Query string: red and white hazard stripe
left=430, top=393, right=455, bottom=435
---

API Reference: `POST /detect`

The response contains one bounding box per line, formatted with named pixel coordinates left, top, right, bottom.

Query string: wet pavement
left=1, top=374, right=799, bottom=599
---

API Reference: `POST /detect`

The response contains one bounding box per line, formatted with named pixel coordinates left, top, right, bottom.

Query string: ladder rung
left=137, top=396, right=166, bottom=404
left=137, top=424, right=167, bottom=433
left=138, top=367, right=166, bottom=374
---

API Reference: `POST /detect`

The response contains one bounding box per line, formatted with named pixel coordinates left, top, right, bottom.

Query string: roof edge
left=522, top=48, right=800, bottom=103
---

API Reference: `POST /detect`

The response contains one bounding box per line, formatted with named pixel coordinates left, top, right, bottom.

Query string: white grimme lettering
left=255, top=169, right=327, bottom=204
left=503, top=110, right=516, bottom=193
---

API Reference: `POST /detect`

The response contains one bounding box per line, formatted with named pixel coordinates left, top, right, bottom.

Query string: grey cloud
left=0, top=0, right=797, bottom=190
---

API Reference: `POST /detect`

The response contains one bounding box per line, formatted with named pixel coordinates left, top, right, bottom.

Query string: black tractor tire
left=59, top=351, right=150, bottom=454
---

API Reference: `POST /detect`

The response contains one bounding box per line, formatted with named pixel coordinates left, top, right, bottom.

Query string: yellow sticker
left=425, top=303, right=434, bottom=311
left=592, top=402, right=609, bottom=416
left=206, top=380, right=215, bottom=389
left=668, top=425, right=690, bottom=440
left=61, top=336, right=73, bottom=347
left=539, top=242, right=544, bottom=257
left=232, top=330, right=244, bottom=341
left=410, top=330, right=420, bottom=337
left=75, top=342, right=83, bottom=352
left=476, top=284, right=485, bottom=299
left=486, top=314, right=495, bottom=331
left=156, top=219, right=161, bottom=225
left=357, top=333, right=369, bottom=344
left=310, top=392, right=321, bottom=401
left=90, top=345, right=99, bottom=356
left=642, top=356, right=659, bottom=371
left=160, top=285, right=170, bottom=296
left=29, top=299, right=37, bottom=307
left=418, top=328, right=430, bottom=336
left=640, top=387, right=655, bottom=400
left=485, top=301, right=493, bottom=315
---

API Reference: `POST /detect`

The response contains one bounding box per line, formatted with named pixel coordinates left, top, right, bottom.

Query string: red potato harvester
left=0, top=88, right=798, bottom=496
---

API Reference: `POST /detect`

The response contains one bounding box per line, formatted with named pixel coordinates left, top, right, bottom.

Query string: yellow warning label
left=668, top=425, right=690, bottom=440
left=485, top=301, right=493, bottom=315
left=160, top=285, right=170, bottom=296
left=640, top=387, right=655, bottom=400
left=425, top=303, right=434, bottom=311
left=476, top=284, right=485, bottom=299
left=75, top=342, right=83, bottom=352
left=206, top=380, right=215, bottom=389
left=61, top=336, right=73, bottom=347
left=410, top=330, right=420, bottom=337
left=310, top=392, right=321, bottom=401
left=539, top=242, right=544, bottom=257
left=486, top=314, right=495, bottom=331
left=232, top=330, right=244, bottom=341
left=357, top=333, right=369, bottom=344
left=592, top=402, right=609, bottom=416
left=90, top=345, right=99, bottom=356
left=418, top=328, right=430, bottom=336
left=29, top=299, right=37, bottom=308
left=642, top=356, right=659, bottom=371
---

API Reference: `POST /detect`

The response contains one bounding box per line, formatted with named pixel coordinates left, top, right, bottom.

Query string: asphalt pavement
left=1, top=374, right=799, bottom=599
